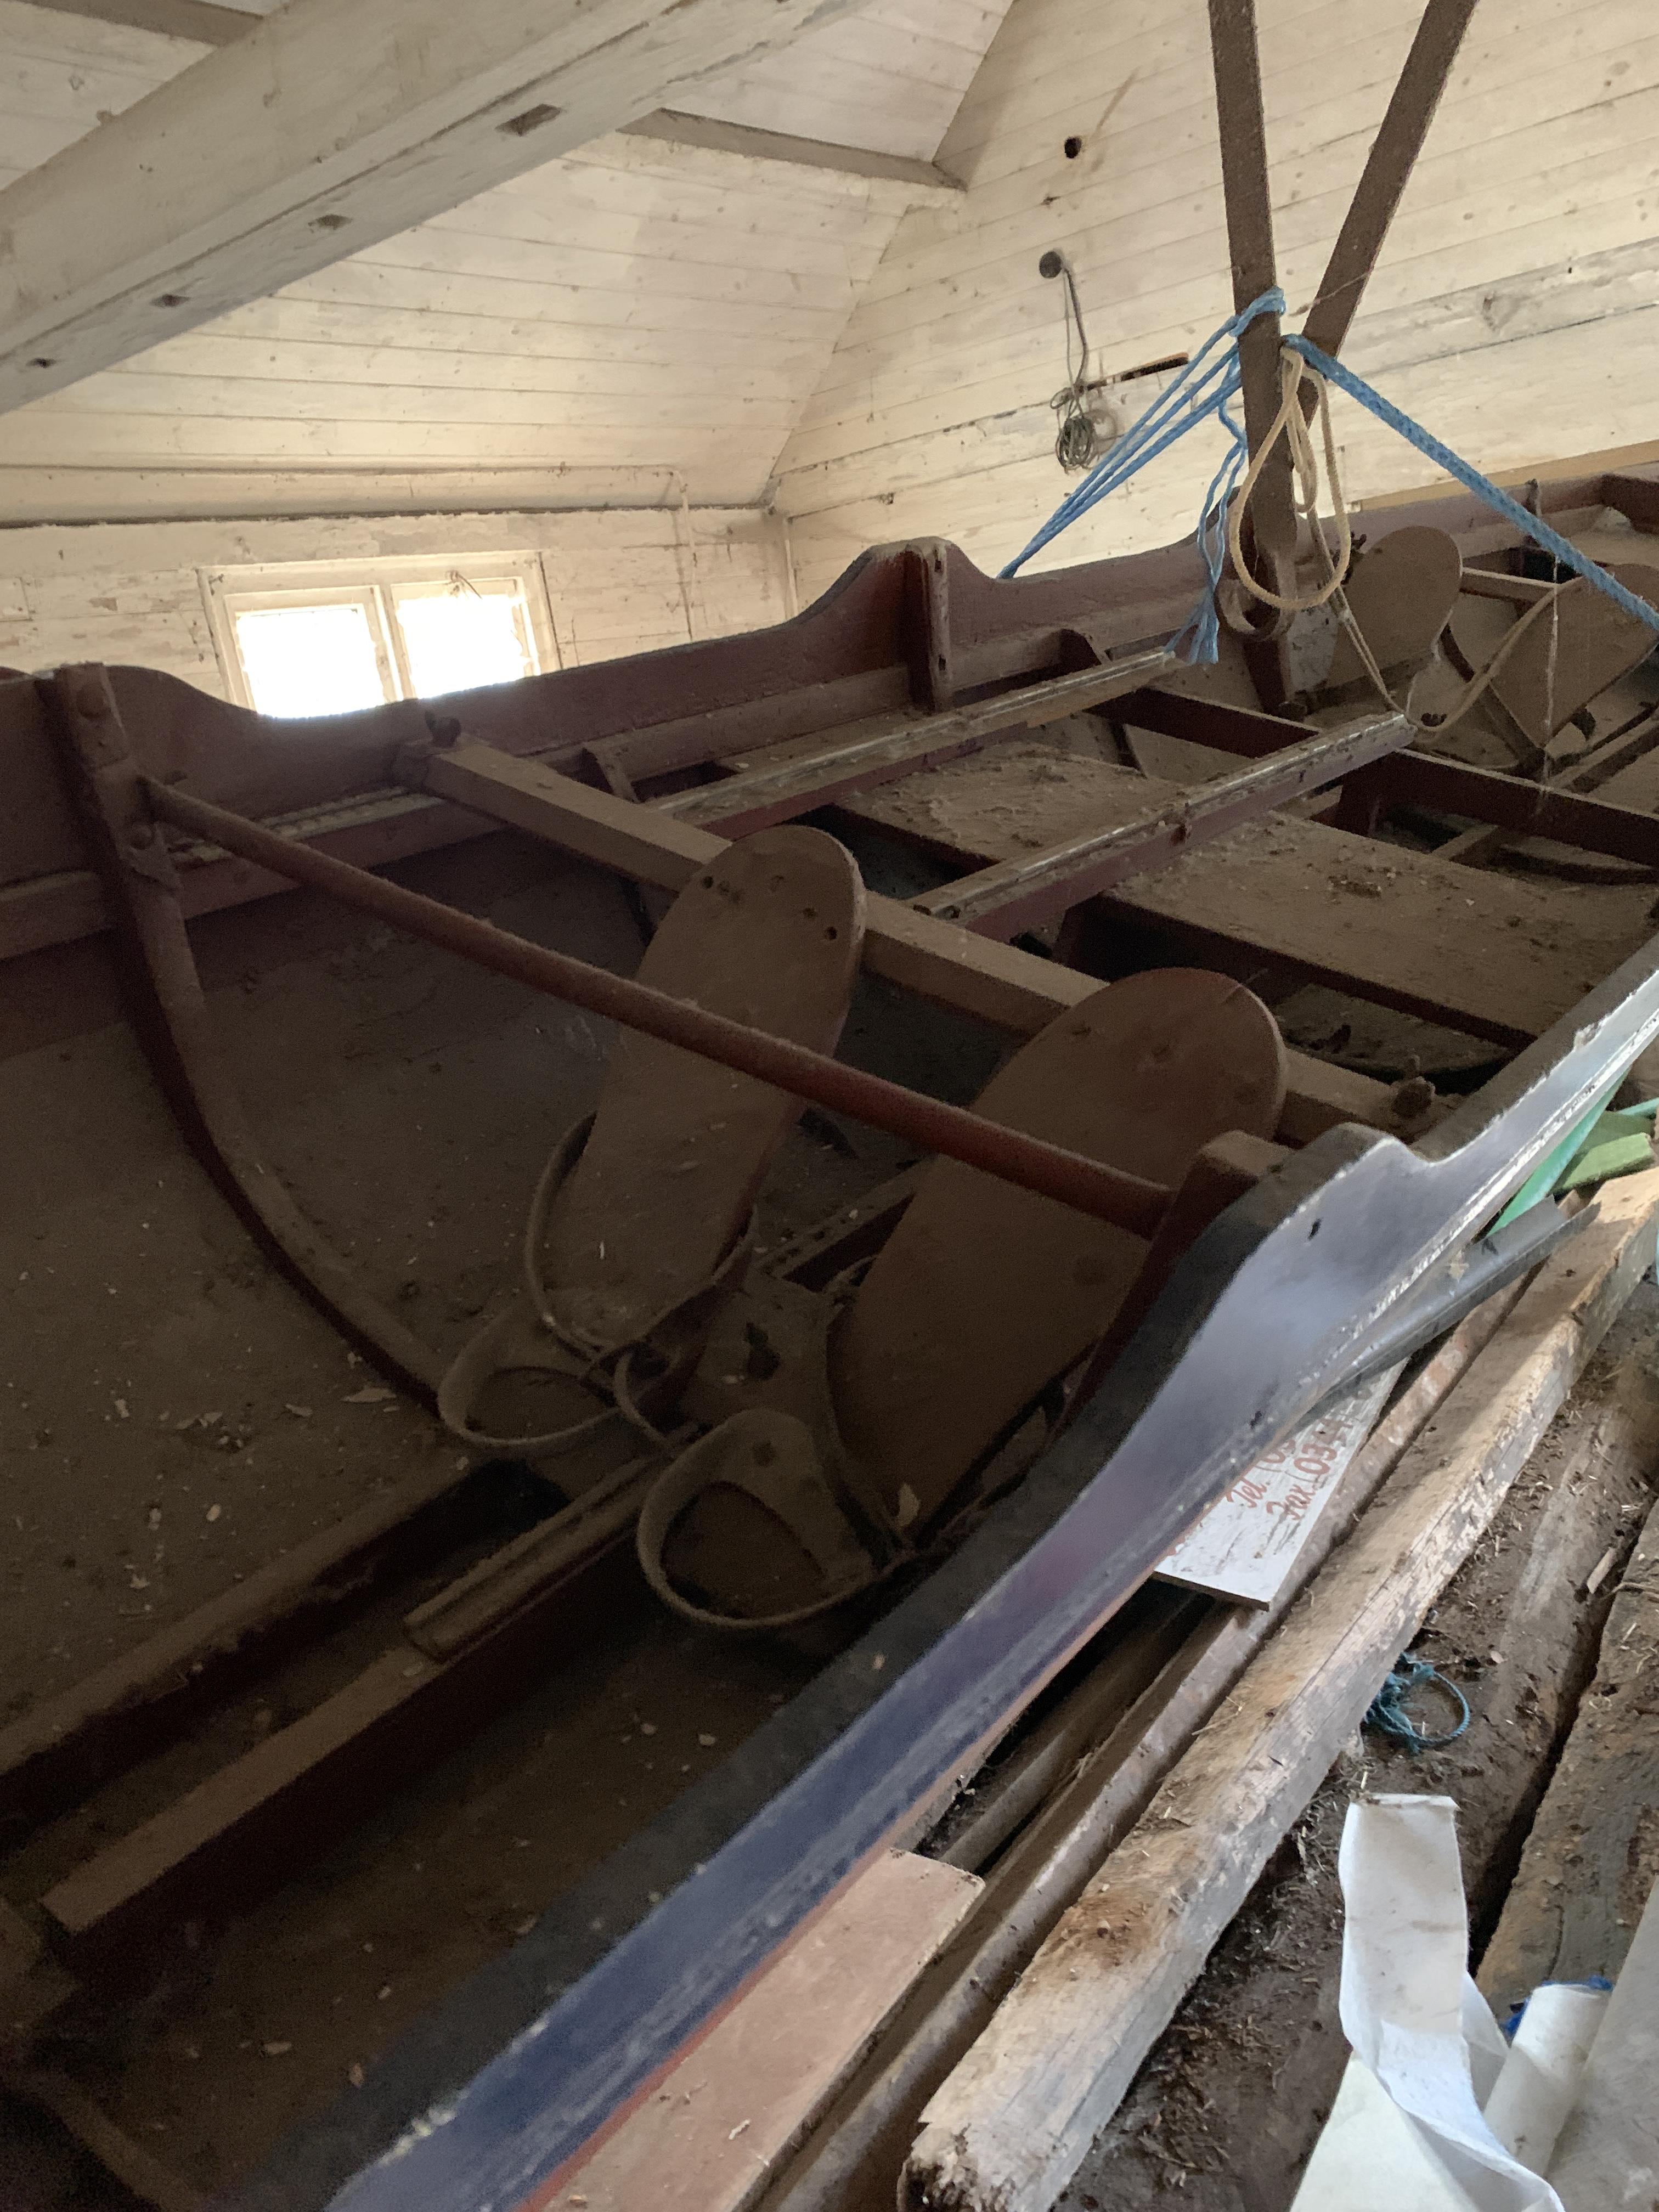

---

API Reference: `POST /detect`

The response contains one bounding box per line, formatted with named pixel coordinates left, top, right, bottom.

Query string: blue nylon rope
left=997, top=286, right=1288, bottom=667
left=998, top=298, right=1659, bottom=657
left=1364, top=1654, right=1470, bottom=1751
left=1285, top=335, right=1659, bottom=637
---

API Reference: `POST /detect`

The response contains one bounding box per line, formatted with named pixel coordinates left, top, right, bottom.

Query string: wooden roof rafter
left=0, top=0, right=890, bottom=416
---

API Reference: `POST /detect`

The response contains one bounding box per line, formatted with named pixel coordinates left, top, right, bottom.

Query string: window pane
left=394, top=587, right=534, bottom=697
left=234, top=603, right=390, bottom=718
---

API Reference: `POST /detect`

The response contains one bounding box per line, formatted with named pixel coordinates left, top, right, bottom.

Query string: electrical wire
left=1042, top=251, right=1103, bottom=473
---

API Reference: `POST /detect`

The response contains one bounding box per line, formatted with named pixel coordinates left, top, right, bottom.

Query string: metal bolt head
left=75, top=681, right=108, bottom=720
left=127, top=820, right=156, bottom=849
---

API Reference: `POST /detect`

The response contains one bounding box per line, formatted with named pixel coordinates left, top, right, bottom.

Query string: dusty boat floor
left=0, top=826, right=967, bottom=2193
left=8, top=627, right=1659, bottom=2198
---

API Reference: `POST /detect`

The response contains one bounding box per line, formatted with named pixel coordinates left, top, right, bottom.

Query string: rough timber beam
left=1205, top=0, right=1297, bottom=711
left=0, top=0, right=867, bottom=413
left=1206, top=0, right=1296, bottom=569
left=619, top=109, right=963, bottom=202
left=11, top=0, right=250, bottom=40
left=1300, top=0, right=1480, bottom=363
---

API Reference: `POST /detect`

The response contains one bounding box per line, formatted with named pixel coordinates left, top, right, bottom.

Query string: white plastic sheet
left=1294, top=1795, right=1565, bottom=2212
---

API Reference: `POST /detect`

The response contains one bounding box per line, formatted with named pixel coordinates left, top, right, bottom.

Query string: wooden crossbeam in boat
left=663, top=646, right=1178, bottom=837
left=41, top=1493, right=651, bottom=1966
left=413, top=736, right=1415, bottom=1145
left=1351, top=749, right=1659, bottom=871
left=1460, top=569, right=1559, bottom=606
left=913, top=709, right=1412, bottom=938
left=1120, top=684, right=1659, bottom=868
left=145, top=777, right=1177, bottom=1237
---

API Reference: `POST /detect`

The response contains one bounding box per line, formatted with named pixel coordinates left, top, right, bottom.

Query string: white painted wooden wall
left=0, top=506, right=791, bottom=693
left=0, top=0, right=1012, bottom=522
left=775, top=0, right=1659, bottom=605
left=0, top=0, right=1009, bottom=686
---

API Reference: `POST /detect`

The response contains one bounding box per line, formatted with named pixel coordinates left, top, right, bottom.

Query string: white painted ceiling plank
left=793, top=86, right=1659, bottom=421
left=0, top=0, right=1012, bottom=512
left=0, top=466, right=775, bottom=521
left=35, top=371, right=811, bottom=429
left=179, top=297, right=838, bottom=371
left=0, top=0, right=882, bottom=411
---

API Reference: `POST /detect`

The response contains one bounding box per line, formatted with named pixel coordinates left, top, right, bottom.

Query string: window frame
left=204, top=551, right=559, bottom=715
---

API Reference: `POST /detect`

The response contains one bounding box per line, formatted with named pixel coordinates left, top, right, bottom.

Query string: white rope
left=1227, top=343, right=1576, bottom=744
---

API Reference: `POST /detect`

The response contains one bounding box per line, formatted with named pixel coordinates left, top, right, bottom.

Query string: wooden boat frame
left=7, top=464, right=1659, bottom=2209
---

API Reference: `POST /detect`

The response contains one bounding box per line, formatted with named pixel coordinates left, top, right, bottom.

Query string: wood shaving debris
left=1584, top=1544, right=1620, bottom=1597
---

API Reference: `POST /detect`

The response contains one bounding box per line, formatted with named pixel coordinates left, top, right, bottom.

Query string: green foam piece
left=1493, top=1082, right=1624, bottom=1231
left=1555, top=1131, right=1656, bottom=1192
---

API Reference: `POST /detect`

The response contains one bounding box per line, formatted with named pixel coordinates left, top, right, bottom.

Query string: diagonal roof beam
left=1301, top=0, right=1480, bottom=362
left=0, top=0, right=869, bottom=415
left=11, top=0, right=253, bottom=42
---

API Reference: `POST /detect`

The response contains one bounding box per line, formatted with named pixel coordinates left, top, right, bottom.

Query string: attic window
left=392, top=577, right=536, bottom=695
left=210, top=559, right=554, bottom=718
left=232, top=597, right=391, bottom=719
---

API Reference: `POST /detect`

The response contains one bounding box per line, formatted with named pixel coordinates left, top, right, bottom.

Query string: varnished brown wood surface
left=847, top=746, right=1655, bottom=1045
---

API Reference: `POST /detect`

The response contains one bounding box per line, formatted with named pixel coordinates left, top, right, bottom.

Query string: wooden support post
left=912, top=708, right=1409, bottom=938
left=905, top=541, right=958, bottom=711
left=901, top=1172, right=1659, bottom=2212
left=1206, top=0, right=1297, bottom=706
